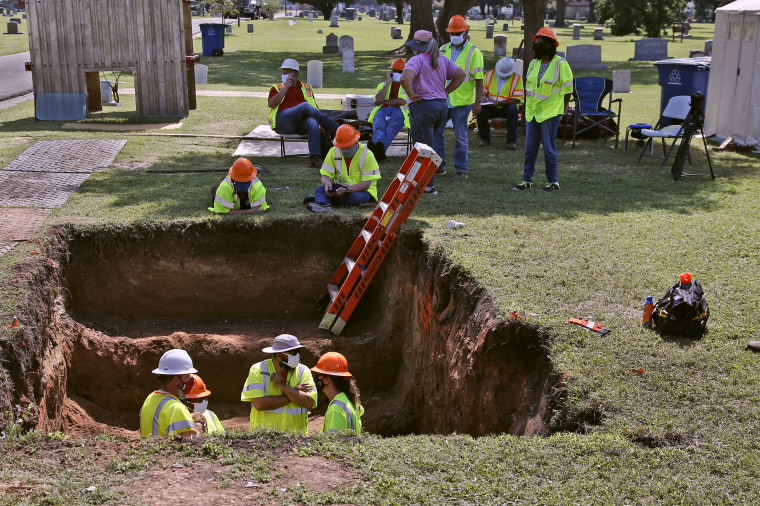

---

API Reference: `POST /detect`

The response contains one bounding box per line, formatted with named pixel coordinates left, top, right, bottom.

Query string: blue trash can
left=199, top=23, right=226, bottom=57
left=654, top=57, right=710, bottom=124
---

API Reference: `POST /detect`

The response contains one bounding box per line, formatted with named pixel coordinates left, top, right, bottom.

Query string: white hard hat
left=495, top=57, right=515, bottom=78
left=152, top=349, right=198, bottom=375
left=280, top=58, right=300, bottom=72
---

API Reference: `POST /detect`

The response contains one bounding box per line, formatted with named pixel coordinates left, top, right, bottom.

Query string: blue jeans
left=372, top=107, right=406, bottom=149
left=274, top=102, right=339, bottom=156
left=522, top=115, right=561, bottom=184
left=476, top=104, right=519, bottom=143
left=433, top=104, right=472, bottom=174
left=409, top=99, right=448, bottom=187
left=315, top=185, right=373, bottom=206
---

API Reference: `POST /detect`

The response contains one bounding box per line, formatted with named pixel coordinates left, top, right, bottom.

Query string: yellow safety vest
left=483, top=70, right=524, bottom=104
left=368, top=81, right=410, bottom=128
left=319, top=144, right=381, bottom=201
left=441, top=41, right=484, bottom=107
left=240, top=359, right=317, bottom=435
left=524, top=55, right=574, bottom=123
left=268, top=82, right=319, bottom=129
left=139, top=391, right=195, bottom=438
left=322, top=392, right=364, bottom=435
left=202, top=409, right=225, bottom=435
left=208, top=176, right=269, bottom=213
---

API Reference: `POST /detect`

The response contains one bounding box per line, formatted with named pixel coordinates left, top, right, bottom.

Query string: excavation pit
left=37, top=219, right=558, bottom=437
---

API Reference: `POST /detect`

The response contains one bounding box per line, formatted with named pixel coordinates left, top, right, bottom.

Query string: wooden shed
left=27, top=0, right=193, bottom=119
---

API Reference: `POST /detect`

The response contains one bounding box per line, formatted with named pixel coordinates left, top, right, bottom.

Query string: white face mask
left=283, top=352, right=300, bottom=369
left=192, top=399, right=208, bottom=413
left=391, top=73, right=401, bottom=83
left=450, top=34, right=465, bottom=46
left=282, top=74, right=292, bottom=84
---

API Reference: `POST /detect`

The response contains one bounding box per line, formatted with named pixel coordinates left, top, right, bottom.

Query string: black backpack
left=651, top=279, right=710, bottom=338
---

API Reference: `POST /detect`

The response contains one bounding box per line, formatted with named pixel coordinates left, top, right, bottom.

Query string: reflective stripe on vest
left=151, top=395, right=193, bottom=437
left=257, top=361, right=308, bottom=414
left=526, top=57, right=571, bottom=100
left=484, top=71, right=523, bottom=102
left=206, top=410, right=223, bottom=433
left=327, top=399, right=355, bottom=433
left=325, top=146, right=370, bottom=187
left=268, top=82, right=318, bottom=128
left=215, top=176, right=265, bottom=209
left=445, top=43, right=479, bottom=82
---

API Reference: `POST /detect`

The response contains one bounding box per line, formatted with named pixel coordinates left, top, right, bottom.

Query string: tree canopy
left=596, top=0, right=687, bottom=38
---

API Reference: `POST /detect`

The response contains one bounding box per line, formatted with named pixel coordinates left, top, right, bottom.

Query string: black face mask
left=534, top=42, right=550, bottom=59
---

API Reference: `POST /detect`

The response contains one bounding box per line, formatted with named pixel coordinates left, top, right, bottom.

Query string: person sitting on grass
left=208, top=157, right=269, bottom=214
left=367, top=58, right=410, bottom=161
left=305, top=125, right=381, bottom=213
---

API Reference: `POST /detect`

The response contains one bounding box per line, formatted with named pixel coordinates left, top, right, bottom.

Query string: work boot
left=512, top=181, right=531, bottom=191
left=374, top=140, right=386, bottom=161
left=310, top=154, right=323, bottom=168
left=308, top=202, right=332, bottom=213
left=541, top=182, right=560, bottom=193
left=303, top=195, right=316, bottom=204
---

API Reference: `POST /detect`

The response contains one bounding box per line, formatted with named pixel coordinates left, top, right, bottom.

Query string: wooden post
left=183, top=0, right=197, bottom=110
left=85, top=71, right=102, bottom=113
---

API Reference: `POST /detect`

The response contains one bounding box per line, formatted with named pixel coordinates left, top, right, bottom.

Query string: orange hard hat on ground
left=228, top=157, right=257, bottom=182
left=183, top=374, right=211, bottom=399
left=311, top=352, right=352, bottom=377
left=533, top=26, right=559, bottom=47
left=446, top=14, right=470, bottom=33
left=333, top=124, right=361, bottom=148
left=390, top=58, right=406, bottom=71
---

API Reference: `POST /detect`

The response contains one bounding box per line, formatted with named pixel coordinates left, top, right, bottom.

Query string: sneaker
left=512, top=181, right=532, bottom=191
left=541, top=182, right=560, bottom=193
left=435, top=167, right=446, bottom=175
left=310, top=154, right=323, bottom=168
left=423, top=186, right=438, bottom=195
left=308, top=202, right=332, bottom=213
left=303, top=194, right=316, bottom=204
left=454, top=172, right=468, bottom=179
left=506, top=142, right=517, bottom=150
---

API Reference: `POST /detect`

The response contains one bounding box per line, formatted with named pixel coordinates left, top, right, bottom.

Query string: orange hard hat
left=446, top=14, right=470, bottom=33
left=228, top=157, right=257, bottom=182
left=333, top=124, right=361, bottom=148
left=183, top=374, right=211, bottom=399
left=390, top=58, right=406, bottom=71
left=311, top=352, right=352, bottom=377
left=533, top=26, right=559, bottom=47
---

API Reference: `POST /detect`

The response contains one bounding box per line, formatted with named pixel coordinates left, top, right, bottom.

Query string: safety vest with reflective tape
left=202, top=409, right=225, bottom=435
left=140, top=391, right=196, bottom=438
left=241, top=359, right=317, bottom=435
left=483, top=70, right=524, bottom=104
left=524, top=55, right=574, bottom=123
left=319, top=144, right=381, bottom=201
left=367, top=81, right=410, bottom=127
left=208, top=176, right=269, bottom=214
left=268, top=81, right=319, bottom=129
left=322, top=391, right=364, bottom=435
left=441, top=41, right=484, bottom=107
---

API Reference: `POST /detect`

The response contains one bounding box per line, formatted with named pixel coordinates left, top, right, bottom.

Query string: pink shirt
left=405, top=53, right=460, bottom=102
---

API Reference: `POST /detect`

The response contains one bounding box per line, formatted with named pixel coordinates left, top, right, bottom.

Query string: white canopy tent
left=704, top=0, right=760, bottom=149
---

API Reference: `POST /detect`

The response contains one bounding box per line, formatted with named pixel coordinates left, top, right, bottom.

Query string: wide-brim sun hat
left=262, top=333, right=305, bottom=354
left=405, top=30, right=433, bottom=53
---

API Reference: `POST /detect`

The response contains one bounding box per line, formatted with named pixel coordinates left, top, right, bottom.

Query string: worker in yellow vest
left=434, top=15, right=484, bottom=179
left=182, top=374, right=225, bottom=435
left=208, top=157, right=269, bottom=214
left=476, top=57, right=524, bottom=150
left=513, top=27, right=573, bottom=193
left=140, top=349, right=205, bottom=439
left=268, top=59, right=340, bottom=168
left=311, top=352, right=363, bottom=434
left=367, top=58, right=410, bottom=161
left=306, top=124, right=381, bottom=213
left=240, top=334, right=317, bottom=434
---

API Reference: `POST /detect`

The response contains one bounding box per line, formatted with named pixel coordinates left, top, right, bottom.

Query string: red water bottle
left=642, top=296, right=654, bottom=327
left=680, top=272, right=692, bottom=287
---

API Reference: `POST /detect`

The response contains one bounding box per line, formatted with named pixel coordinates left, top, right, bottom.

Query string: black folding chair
left=570, top=77, right=622, bottom=149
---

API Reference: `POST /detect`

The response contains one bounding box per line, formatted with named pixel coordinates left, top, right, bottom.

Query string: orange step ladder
left=316, top=142, right=442, bottom=336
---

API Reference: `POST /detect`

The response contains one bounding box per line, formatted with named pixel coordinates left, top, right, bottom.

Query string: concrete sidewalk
left=0, top=51, right=32, bottom=102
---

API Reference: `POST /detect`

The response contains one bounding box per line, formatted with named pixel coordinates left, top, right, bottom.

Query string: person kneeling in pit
left=208, top=157, right=269, bottom=214
left=182, top=374, right=225, bottom=435
left=311, top=352, right=363, bottom=434
left=306, top=125, right=381, bottom=213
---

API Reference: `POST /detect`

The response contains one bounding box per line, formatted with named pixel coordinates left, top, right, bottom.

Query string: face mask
left=342, top=145, right=359, bottom=158
left=282, top=74, right=292, bottom=84
left=450, top=34, right=465, bottom=46
left=534, top=42, right=549, bottom=58
left=281, top=352, right=300, bottom=370
left=234, top=181, right=252, bottom=193
left=192, top=399, right=208, bottom=413
left=412, top=49, right=419, bottom=56
left=391, top=73, right=401, bottom=83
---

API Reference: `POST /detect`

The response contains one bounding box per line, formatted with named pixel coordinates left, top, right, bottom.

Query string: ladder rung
left=344, top=257, right=356, bottom=272
left=361, top=229, right=372, bottom=242
left=327, top=284, right=340, bottom=301
left=378, top=201, right=389, bottom=213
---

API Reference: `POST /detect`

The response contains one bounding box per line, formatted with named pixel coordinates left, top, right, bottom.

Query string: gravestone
left=346, top=8, right=355, bottom=20
left=368, top=9, right=375, bottom=17
left=493, top=34, right=507, bottom=56
left=572, top=24, right=582, bottom=40
left=195, top=64, right=208, bottom=84
left=299, top=12, right=304, bottom=17
left=308, top=12, right=313, bottom=22
left=323, top=33, right=339, bottom=54
left=512, top=47, right=524, bottom=59
left=317, top=29, right=323, bottom=34
left=247, top=23, right=253, bottom=33
left=339, top=35, right=354, bottom=56
left=406, top=13, right=410, bottom=22
left=566, top=44, right=607, bottom=70
left=307, top=60, right=323, bottom=88
left=391, top=26, right=402, bottom=39
left=502, top=23, right=509, bottom=31
left=379, top=11, right=385, bottom=21
left=486, top=23, right=494, bottom=39
left=330, top=15, right=338, bottom=27
left=10, top=17, right=20, bottom=23
left=612, top=70, right=631, bottom=93
left=4, top=22, right=19, bottom=34
left=594, top=27, right=604, bottom=40
left=631, top=38, right=668, bottom=61
left=343, top=49, right=354, bottom=73
left=226, top=25, right=232, bottom=33
left=704, top=40, right=713, bottom=55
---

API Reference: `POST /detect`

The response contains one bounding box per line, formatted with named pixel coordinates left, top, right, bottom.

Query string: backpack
left=650, top=279, right=710, bottom=338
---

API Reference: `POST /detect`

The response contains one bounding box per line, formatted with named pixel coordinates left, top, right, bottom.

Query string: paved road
left=0, top=51, right=32, bottom=101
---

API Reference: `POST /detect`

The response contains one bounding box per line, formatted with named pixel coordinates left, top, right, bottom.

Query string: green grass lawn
left=3, top=15, right=760, bottom=505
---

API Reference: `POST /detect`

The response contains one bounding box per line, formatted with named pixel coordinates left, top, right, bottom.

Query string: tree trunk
left=587, top=0, right=597, bottom=24
left=522, top=0, right=545, bottom=75
left=436, top=0, right=478, bottom=42
left=409, top=0, right=436, bottom=39
left=320, top=4, right=335, bottom=20
left=555, top=0, right=567, bottom=28
left=395, top=0, right=404, bottom=23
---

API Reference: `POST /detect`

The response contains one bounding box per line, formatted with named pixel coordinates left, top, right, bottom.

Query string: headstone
left=594, top=27, right=604, bottom=40
left=10, top=18, right=21, bottom=23
left=317, top=29, right=323, bottom=34
left=493, top=34, right=507, bottom=57
left=391, top=26, right=402, bottom=39
left=368, top=9, right=375, bottom=17
left=704, top=40, right=713, bottom=55
left=342, top=49, right=354, bottom=73
left=330, top=15, right=338, bottom=27
left=502, top=23, right=509, bottom=31
left=572, top=24, right=582, bottom=40
left=5, top=22, right=19, bottom=34
left=339, top=35, right=354, bottom=56
left=299, top=12, right=304, bottom=18
left=346, top=8, right=355, bottom=20
left=195, top=64, right=209, bottom=85
left=247, top=23, right=254, bottom=33
left=512, top=47, right=524, bottom=59
left=323, top=32, right=339, bottom=54
left=308, top=12, right=313, bottom=22
left=100, top=81, right=115, bottom=104
left=566, top=44, right=608, bottom=70
left=406, top=13, right=410, bottom=22
left=307, top=60, right=323, bottom=88
left=631, top=38, right=668, bottom=61
left=226, top=25, right=232, bottom=33
left=612, top=70, right=631, bottom=93
left=486, top=24, right=494, bottom=39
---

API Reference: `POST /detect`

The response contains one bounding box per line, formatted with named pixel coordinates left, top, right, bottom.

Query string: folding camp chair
left=570, top=77, right=622, bottom=149
left=636, top=95, right=692, bottom=167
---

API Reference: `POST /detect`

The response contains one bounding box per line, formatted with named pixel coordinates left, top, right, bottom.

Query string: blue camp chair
left=570, top=77, right=622, bottom=149
left=636, top=95, right=692, bottom=166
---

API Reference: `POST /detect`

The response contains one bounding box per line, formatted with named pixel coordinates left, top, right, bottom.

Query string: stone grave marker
left=572, top=24, right=582, bottom=40
left=323, top=33, right=339, bottom=54
left=502, top=23, right=509, bottom=31
left=612, top=70, right=631, bottom=93
left=330, top=15, right=339, bottom=27
left=493, top=34, right=507, bottom=56
left=308, top=12, right=313, bottom=22
left=247, top=23, right=253, bottom=33
left=343, top=49, right=354, bottom=73
left=317, top=29, right=323, bottom=34
left=307, top=60, right=323, bottom=88
left=226, top=25, right=232, bottom=33
left=486, top=23, right=494, bottom=39
left=339, top=35, right=354, bottom=56
left=594, top=27, right=604, bottom=40
left=566, top=44, right=608, bottom=70
left=631, top=38, right=668, bottom=61
left=391, top=26, right=402, bottom=39
left=704, top=40, right=713, bottom=54
left=4, top=22, right=19, bottom=34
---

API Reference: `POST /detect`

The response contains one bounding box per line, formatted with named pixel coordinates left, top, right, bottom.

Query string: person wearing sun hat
left=400, top=29, right=465, bottom=195
left=240, top=334, right=317, bottom=434
left=476, top=56, right=524, bottom=149
left=208, top=157, right=269, bottom=214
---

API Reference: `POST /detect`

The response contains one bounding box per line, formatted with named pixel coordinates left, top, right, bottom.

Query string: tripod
left=671, top=92, right=716, bottom=180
